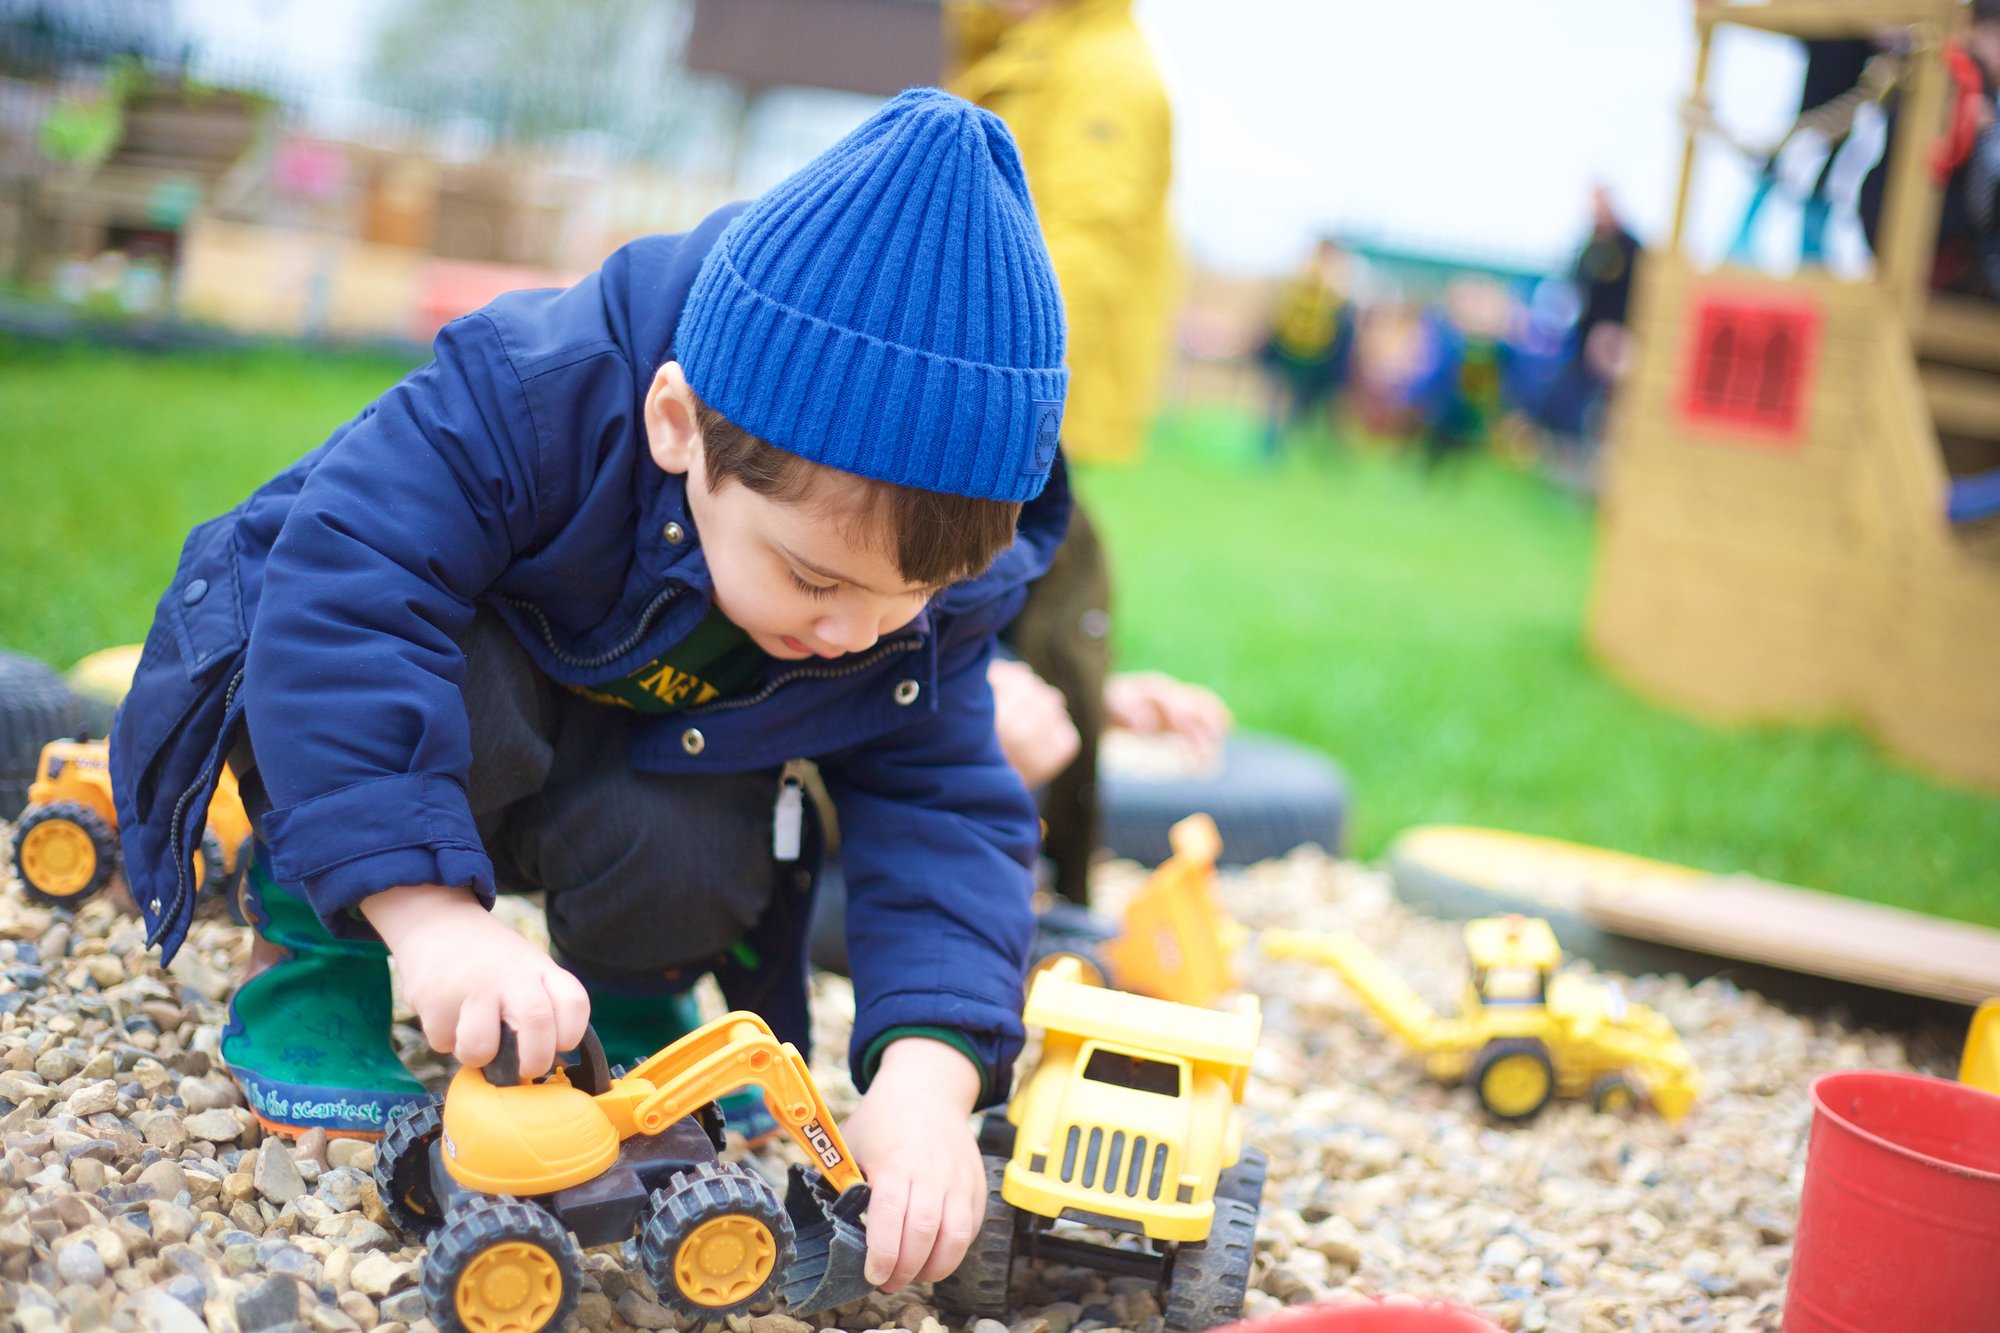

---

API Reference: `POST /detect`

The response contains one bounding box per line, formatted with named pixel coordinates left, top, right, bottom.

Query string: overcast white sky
left=175, top=0, right=1828, bottom=276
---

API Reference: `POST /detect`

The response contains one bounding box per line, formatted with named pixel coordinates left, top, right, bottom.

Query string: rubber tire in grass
left=1098, top=730, right=1348, bottom=867
left=422, top=1195, right=581, bottom=1333
left=0, top=651, right=82, bottom=815
left=932, top=1154, right=1018, bottom=1320
left=1162, top=1194, right=1260, bottom=1332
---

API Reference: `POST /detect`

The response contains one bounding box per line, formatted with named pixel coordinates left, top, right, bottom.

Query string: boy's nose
left=817, top=613, right=880, bottom=655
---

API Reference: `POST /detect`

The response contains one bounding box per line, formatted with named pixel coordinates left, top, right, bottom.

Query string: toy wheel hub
left=20, top=821, right=96, bottom=896
left=455, top=1241, right=563, bottom=1333
left=676, top=1215, right=778, bottom=1306
left=1483, top=1053, right=1551, bottom=1115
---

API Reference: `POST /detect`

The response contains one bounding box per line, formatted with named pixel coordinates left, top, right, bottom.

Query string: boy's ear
left=644, top=361, right=700, bottom=476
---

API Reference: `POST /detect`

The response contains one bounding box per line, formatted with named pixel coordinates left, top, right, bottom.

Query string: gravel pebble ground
left=0, top=845, right=1958, bottom=1333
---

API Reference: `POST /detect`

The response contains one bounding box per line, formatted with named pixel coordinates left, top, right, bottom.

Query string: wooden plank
left=1582, top=875, right=2000, bottom=1005
left=1920, top=364, right=2000, bottom=438
left=1697, top=0, right=1958, bottom=39
left=1918, top=293, right=2000, bottom=371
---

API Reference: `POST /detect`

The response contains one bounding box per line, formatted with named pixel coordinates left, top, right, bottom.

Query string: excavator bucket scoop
left=778, top=1165, right=873, bottom=1315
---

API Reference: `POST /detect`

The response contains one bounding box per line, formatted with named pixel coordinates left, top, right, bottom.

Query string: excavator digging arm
left=610, top=1012, right=867, bottom=1195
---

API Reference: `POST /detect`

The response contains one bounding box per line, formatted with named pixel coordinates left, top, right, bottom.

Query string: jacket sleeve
left=245, top=311, right=547, bottom=933
left=819, top=628, right=1038, bottom=1109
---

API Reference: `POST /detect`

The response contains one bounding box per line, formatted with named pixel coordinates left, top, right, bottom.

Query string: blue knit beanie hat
left=675, top=87, right=1067, bottom=503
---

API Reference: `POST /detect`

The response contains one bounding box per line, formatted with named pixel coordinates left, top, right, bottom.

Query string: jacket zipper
left=156, top=665, right=245, bottom=928
left=501, top=584, right=686, bottom=670
left=680, top=634, right=925, bottom=718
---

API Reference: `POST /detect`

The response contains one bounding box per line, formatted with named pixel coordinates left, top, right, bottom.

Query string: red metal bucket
left=1215, top=1301, right=1500, bottom=1333
left=1785, top=1070, right=2000, bottom=1331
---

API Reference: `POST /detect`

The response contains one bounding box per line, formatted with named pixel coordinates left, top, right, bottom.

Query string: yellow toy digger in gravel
left=10, top=737, right=251, bottom=914
left=1264, top=915, right=1699, bottom=1123
left=374, top=1011, right=874, bottom=1333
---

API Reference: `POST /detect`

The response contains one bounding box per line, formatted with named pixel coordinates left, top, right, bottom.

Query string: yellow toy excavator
left=10, top=737, right=251, bottom=914
left=374, top=1011, right=874, bottom=1333
left=1264, top=915, right=1699, bottom=1123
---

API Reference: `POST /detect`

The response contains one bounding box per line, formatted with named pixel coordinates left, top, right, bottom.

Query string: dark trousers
left=239, top=605, right=815, bottom=1042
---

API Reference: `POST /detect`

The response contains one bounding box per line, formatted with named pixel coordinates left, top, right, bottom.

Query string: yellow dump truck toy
left=935, top=956, right=1266, bottom=1333
left=374, top=1011, right=874, bottom=1333
left=10, top=737, right=251, bottom=914
left=1263, top=915, right=1699, bottom=1123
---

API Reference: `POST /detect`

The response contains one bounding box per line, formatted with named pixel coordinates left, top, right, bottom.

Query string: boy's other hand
left=841, top=1036, right=986, bottom=1293
left=988, top=657, right=1081, bottom=787
left=360, top=883, right=591, bottom=1080
left=1104, top=670, right=1233, bottom=766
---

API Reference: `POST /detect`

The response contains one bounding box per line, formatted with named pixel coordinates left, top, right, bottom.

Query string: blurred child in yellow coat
left=947, top=0, right=1175, bottom=465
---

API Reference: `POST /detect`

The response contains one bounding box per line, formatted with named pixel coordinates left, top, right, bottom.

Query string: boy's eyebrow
left=780, top=544, right=938, bottom=597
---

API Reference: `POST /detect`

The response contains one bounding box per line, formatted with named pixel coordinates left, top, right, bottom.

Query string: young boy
left=110, top=88, right=1070, bottom=1292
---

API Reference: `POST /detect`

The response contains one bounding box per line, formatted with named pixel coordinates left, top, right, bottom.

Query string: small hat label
left=1029, top=401, right=1063, bottom=474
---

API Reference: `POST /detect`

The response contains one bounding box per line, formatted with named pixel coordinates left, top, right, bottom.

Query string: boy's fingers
left=506, top=990, right=557, bottom=1080
left=863, top=1177, right=905, bottom=1288
left=914, top=1187, right=978, bottom=1284
left=455, top=1000, right=502, bottom=1070
left=891, top=1195, right=942, bottom=1291
left=545, top=969, right=592, bottom=1054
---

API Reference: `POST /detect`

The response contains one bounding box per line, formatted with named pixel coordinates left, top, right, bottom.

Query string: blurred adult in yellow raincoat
left=946, top=0, right=1175, bottom=465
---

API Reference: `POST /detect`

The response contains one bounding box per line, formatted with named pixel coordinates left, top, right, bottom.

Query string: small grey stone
left=185, top=1109, right=249, bottom=1142
left=238, top=1274, right=302, bottom=1331
left=138, top=1288, right=210, bottom=1333
left=70, top=1079, right=123, bottom=1117
left=137, top=1158, right=189, bottom=1201
left=378, top=1289, right=429, bottom=1323
left=256, top=1138, right=307, bottom=1204
left=55, top=1239, right=107, bottom=1286
left=316, top=1165, right=366, bottom=1211
left=617, top=1291, right=679, bottom=1330
left=573, top=1290, right=616, bottom=1330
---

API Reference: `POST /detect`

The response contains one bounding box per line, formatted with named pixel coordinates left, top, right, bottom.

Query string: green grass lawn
left=3, top=339, right=1996, bottom=924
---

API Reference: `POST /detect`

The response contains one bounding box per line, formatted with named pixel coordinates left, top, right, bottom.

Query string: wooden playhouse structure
left=1591, top=0, right=2000, bottom=792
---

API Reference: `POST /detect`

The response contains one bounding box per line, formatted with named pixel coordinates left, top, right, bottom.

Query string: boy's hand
left=360, top=884, right=591, bottom=1080
left=841, top=1036, right=987, bottom=1292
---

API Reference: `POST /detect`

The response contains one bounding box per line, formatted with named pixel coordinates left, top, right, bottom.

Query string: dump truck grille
left=1055, top=1124, right=1170, bottom=1200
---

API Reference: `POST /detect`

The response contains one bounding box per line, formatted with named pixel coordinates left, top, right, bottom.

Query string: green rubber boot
left=221, top=857, right=430, bottom=1139
left=582, top=983, right=779, bottom=1143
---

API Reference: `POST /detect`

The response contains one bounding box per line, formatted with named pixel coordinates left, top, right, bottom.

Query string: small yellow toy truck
left=1263, top=915, right=1699, bottom=1123
left=374, top=1011, right=874, bottom=1333
left=936, top=957, right=1266, bottom=1333
left=9, top=737, right=252, bottom=913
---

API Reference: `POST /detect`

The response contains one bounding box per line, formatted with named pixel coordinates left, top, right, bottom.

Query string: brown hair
left=693, top=396, right=1023, bottom=588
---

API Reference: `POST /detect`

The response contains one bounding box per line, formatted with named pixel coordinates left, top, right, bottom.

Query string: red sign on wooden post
left=1677, top=294, right=1822, bottom=445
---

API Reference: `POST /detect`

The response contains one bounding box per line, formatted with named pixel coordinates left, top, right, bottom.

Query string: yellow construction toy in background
left=374, top=1011, right=874, bottom=1333
left=936, top=956, right=1266, bottom=1333
left=1264, top=915, right=1700, bottom=1123
left=10, top=736, right=252, bottom=913
left=1030, top=813, right=1244, bottom=1008
left=1963, top=999, right=2000, bottom=1096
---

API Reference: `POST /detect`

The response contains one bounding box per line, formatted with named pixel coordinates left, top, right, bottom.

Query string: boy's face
left=646, top=364, right=938, bottom=661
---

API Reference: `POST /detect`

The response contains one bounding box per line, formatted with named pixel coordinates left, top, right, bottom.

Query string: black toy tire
left=1215, top=1145, right=1268, bottom=1208
left=375, top=1096, right=446, bottom=1235
left=223, top=837, right=254, bottom=927
left=12, top=801, right=117, bottom=908
left=197, top=829, right=227, bottom=903
left=0, top=652, right=81, bottom=816
left=1590, top=1072, right=1646, bottom=1115
left=932, top=1153, right=1018, bottom=1320
left=1098, top=731, right=1348, bottom=868
left=1162, top=1194, right=1259, bottom=1332
left=640, top=1161, right=795, bottom=1320
left=1470, top=1037, right=1556, bottom=1123
left=975, top=1111, right=1018, bottom=1158
left=420, top=1194, right=582, bottom=1333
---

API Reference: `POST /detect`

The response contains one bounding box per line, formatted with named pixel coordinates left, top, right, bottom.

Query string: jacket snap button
left=182, top=578, right=209, bottom=606
left=680, top=727, right=705, bottom=755
left=893, top=679, right=920, bottom=706
left=662, top=521, right=685, bottom=545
